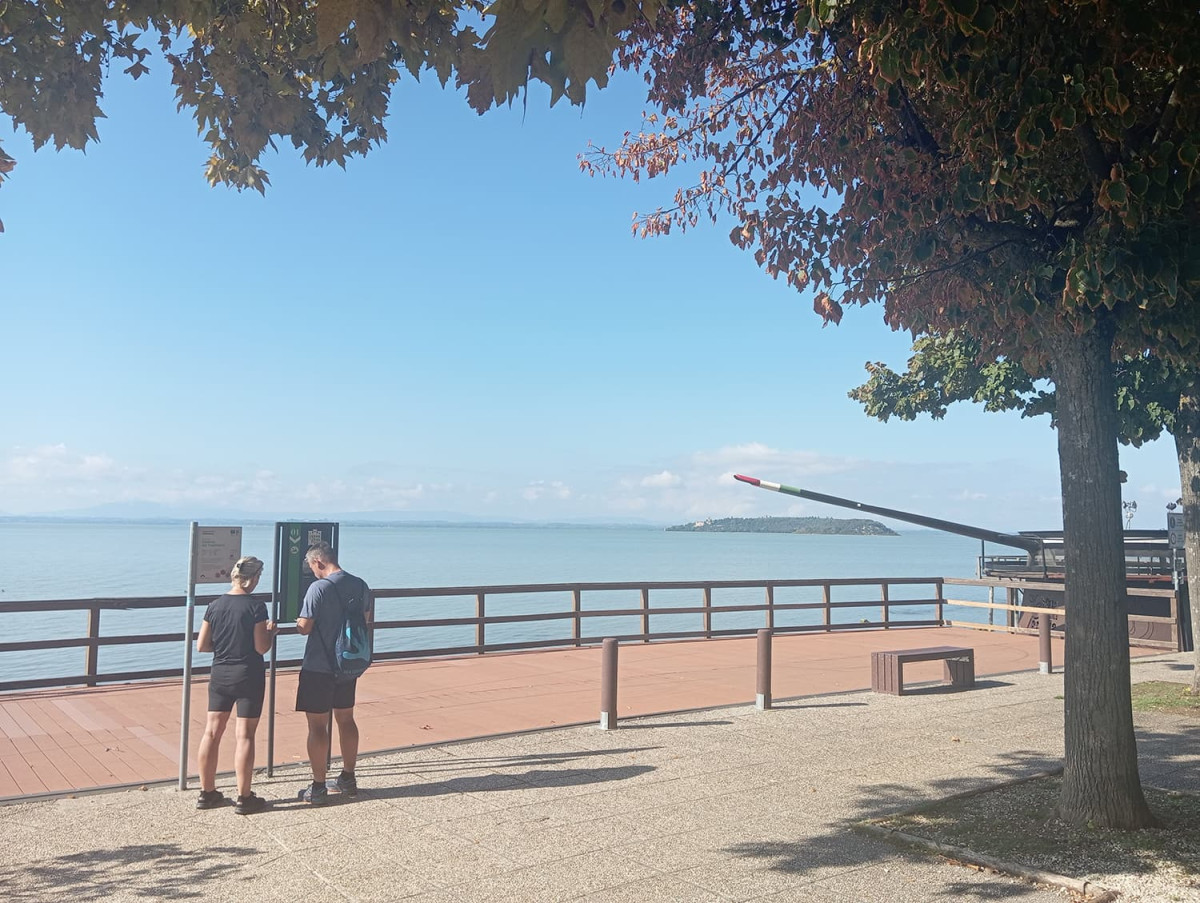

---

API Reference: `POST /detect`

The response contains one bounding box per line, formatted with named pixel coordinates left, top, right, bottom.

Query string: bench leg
left=944, top=654, right=975, bottom=688
left=872, top=654, right=903, bottom=695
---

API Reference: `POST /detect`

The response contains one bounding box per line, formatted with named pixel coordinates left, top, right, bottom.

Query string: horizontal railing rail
left=941, top=576, right=1181, bottom=650
left=1, top=577, right=947, bottom=693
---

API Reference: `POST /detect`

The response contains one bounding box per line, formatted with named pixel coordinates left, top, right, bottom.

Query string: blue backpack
left=326, top=577, right=372, bottom=679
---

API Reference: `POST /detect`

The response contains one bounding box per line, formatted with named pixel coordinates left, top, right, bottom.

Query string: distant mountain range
left=0, top=501, right=666, bottom=528
left=667, top=516, right=898, bottom=536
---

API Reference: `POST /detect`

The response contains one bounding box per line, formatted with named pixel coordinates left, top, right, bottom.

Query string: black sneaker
left=298, top=783, right=329, bottom=805
left=234, top=793, right=267, bottom=815
left=196, top=789, right=226, bottom=810
left=334, top=772, right=358, bottom=796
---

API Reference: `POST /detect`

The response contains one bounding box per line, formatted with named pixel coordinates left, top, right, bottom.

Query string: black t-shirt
left=204, top=593, right=268, bottom=672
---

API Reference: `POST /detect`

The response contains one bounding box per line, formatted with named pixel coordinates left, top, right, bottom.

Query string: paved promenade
left=2, top=650, right=1195, bottom=902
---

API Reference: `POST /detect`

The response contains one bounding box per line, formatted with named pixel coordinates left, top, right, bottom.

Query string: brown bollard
left=600, top=638, right=619, bottom=730
left=756, top=628, right=772, bottom=710
left=1038, top=616, right=1052, bottom=674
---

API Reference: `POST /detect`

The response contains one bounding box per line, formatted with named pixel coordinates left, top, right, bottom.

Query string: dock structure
left=0, top=625, right=1153, bottom=801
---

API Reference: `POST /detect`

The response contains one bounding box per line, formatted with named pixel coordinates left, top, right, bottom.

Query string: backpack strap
left=310, top=577, right=344, bottom=674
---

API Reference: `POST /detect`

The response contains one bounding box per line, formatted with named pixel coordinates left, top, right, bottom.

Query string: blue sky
left=0, top=61, right=1182, bottom=530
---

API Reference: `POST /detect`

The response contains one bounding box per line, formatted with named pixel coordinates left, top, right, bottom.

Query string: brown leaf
left=813, top=292, right=843, bottom=325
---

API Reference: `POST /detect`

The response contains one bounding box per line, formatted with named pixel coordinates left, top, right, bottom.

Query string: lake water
left=0, top=520, right=992, bottom=682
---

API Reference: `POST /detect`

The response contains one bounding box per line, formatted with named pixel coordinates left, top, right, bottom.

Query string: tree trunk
left=1174, top=380, right=1200, bottom=694
left=1052, top=322, right=1154, bottom=829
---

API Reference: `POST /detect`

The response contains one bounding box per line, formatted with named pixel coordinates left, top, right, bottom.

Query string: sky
left=0, top=56, right=1183, bottom=531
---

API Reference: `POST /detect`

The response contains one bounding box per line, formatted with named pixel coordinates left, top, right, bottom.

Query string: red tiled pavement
left=0, top=627, right=1150, bottom=800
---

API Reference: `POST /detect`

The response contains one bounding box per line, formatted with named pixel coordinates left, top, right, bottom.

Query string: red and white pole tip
left=733, top=474, right=782, bottom=491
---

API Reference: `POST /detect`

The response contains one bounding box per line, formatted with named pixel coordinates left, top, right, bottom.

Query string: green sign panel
left=274, top=522, right=339, bottom=623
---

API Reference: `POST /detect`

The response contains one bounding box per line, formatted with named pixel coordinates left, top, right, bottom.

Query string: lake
left=0, top=520, right=991, bottom=681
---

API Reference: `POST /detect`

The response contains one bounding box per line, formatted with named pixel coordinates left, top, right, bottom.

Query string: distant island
left=667, top=516, right=898, bottom=536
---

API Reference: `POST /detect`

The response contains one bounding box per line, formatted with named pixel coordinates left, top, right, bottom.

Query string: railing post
left=1007, top=587, right=1017, bottom=630
left=703, top=586, right=712, bottom=639
left=822, top=583, right=832, bottom=630
left=935, top=580, right=944, bottom=625
left=476, top=593, right=485, bottom=653
left=765, top=585, right=774, bottom=630
left=880, top=583, right=890, bottom=629
left=1039, top=616, right=1053, bottom=674
left=640, top=587, right=650, bottom=642
left=599, top=638, right=618, bottom=730
left=988, top=585, right=996, bottom=626
left=756, top=629, right=772, bottom=710
left=85, top=605, right=101, bottom=687
left=572, top=588, right=582, bottom=647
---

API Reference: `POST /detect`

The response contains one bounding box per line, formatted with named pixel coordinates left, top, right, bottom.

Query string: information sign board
left=194, top=526, right=243, bottom=584
left=274, top=522, right=338, bottom=623
left=1168, top=512, right=1185, bottom=551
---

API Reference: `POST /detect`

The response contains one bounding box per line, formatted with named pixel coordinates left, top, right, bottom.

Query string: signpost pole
left=178, top=522, right=199, bottom=791
left=268, top=523, right=282, bottom=778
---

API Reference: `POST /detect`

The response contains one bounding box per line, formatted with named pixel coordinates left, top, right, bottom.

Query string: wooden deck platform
left=0, top=627, right=1138, bottom=800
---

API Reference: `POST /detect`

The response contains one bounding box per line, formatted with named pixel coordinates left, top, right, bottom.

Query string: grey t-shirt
left=299, top=570, right=370, bottom=674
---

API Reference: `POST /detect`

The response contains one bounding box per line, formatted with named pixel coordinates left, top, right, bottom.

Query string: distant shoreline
left=667, top=516, right=898, bottom=536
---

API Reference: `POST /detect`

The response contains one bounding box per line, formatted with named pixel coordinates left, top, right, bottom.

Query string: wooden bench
left=871, top=646, right=975, bottom=696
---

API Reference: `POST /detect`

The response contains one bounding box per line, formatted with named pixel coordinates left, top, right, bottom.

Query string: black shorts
left=208, top=665, right=266, bottom=719
left=295, top=670, right=357, bottom=714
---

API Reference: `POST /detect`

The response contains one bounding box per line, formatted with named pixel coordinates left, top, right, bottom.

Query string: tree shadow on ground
left=720, top=720, right=1200, bottom=898
left=0, top=842, right=260, bottom=901
left=718, top=746, right=1068, bottom=900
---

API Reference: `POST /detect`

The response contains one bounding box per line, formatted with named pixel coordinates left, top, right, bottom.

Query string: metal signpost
left=179, top=524, right=242, bottom=791
left=1168, top=510, right=1185, bottom=593
left=266, top=521, right=338, bottom=777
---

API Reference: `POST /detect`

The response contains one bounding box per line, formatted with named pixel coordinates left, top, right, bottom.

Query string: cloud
left=521, top=480, right=572, bottom=502
left=640, top=470, right=681, bottom=488
left=2, top=444, right=130, bottom=484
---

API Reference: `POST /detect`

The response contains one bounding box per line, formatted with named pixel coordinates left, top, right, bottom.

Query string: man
left=295, top=541, right=372, bottom=804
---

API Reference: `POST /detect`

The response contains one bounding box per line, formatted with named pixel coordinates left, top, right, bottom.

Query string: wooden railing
left=4, top=573, right=1179, bottom=694
left=0, top=577, right=945, bottom=692
left=941, top=576, right=1181, bottom=650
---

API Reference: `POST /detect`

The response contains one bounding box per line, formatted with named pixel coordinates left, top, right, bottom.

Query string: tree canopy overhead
left=0, top=0, right=645, bottom=225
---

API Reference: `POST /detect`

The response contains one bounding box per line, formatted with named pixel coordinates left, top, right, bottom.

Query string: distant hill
left=667, top=516, right=898, bottom=536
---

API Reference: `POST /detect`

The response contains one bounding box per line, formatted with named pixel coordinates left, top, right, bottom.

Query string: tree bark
left=1052, top=322, right=1154, bottom=829
left=1174, top=381, right=1200, bottom=694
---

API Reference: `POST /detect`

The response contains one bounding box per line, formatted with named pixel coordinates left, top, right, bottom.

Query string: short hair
left=305, top=541, right=338, bottom=566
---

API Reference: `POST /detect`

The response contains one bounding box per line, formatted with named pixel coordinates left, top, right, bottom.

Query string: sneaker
left=297, top=783, right=329, bottom=806
left=234, top=793, right=267, bottom=815
left=334, top=772, right=358, bottom=796
left=195, top=789, right=226, bottom=810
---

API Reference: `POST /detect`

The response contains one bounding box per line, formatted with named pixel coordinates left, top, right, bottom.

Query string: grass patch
left=873, top=775, right=1200, bottom=896
left=1131, top=681, right=1200, bottom=717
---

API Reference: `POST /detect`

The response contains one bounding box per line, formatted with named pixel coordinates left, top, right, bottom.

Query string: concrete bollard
left=1038, top=617, right=1052, bottom=674
left=599, top=638, right=618, bottom=730
left=756, top=628, right=772, bottom=710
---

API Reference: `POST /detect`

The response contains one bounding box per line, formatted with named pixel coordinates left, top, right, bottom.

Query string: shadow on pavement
left=0, top=842, right=260, bottom=901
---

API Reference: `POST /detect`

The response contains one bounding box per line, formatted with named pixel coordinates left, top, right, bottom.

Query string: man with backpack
left=295, top=541, right=372, bottom=804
